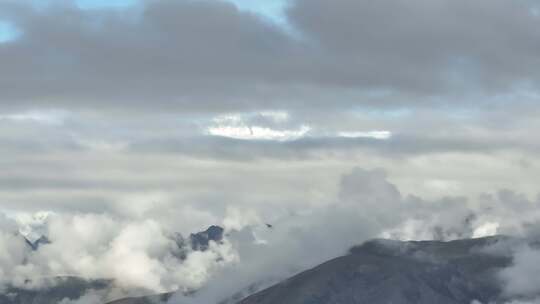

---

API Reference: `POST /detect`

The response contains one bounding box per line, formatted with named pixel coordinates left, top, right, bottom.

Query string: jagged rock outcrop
left=189, top=225, right=224, bottom=251
left=24, top=235, right=51, bottom=251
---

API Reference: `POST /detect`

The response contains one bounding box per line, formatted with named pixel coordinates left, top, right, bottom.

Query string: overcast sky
left=2, top=0, right=540, bottom=303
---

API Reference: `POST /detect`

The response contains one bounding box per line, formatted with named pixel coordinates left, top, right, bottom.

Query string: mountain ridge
left=104, top=235, right=518, bottom=304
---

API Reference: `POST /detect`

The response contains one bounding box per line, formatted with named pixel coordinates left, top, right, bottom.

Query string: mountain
left=106, top=293, right=173, bottom=304
left=24, top=235, right=51, bottom=251
left=168, top=225, right=224, bottom=260
left=190, top=225, right=224, bottom=251
left=238, top=236, right=512, bottom=304
left=103, top=226, right=225, bottom=304
left=0, top=225, right=224, bottom=304
left=0, top=277, right=110, bottom=304
left=105, top=235, right=517, bottom=304
left=2, top=233, right=521, bottom=304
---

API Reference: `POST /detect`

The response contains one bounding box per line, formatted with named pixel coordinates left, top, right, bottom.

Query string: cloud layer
left=1, top=0, right=540, bottom=111
left=2, top=0, right=540, bottom=303
left=1, top=168, right=540, bottom=303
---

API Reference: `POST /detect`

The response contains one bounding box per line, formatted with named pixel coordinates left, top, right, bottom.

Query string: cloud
left=165, top=168, right=540, bottom=303
left=1, top=0, right=540, bottom=112
left=206, top=113, right=311, bottom=141
left=1, top=166, right=540, bottom=303
left=0, top=212, right=236, bottom=302
left=58, top=289, right=108, bottom=304
left=337, top=131, right=392, bottom=140
left=0, top=216, right=30, bottom=290
left=0, top=110, right=68, bottom=125
left=289, top=0, right=540, bottom=96
left=2, top=1, right=540, bottom=303
left=495, top=221, right=540, bottom=303
left=1, top=1, right=540, bottom=184
left=499, top=245, right=540, bottom=301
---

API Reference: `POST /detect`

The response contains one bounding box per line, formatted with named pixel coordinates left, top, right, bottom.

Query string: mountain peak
left=238, top=236, right=513, bottom=304
left=190, top=225, right=224, bottom=251
left=24, top=235, right=51, bottom=251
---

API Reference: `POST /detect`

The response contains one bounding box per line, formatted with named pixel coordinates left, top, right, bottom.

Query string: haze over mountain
left=0, top=225, right=224, bottom=304
left=5, top=235, right=533, bottom=304
left=101, top=236, right=540, bottom=304
left=3, top=0, right=540, bottom=303
left=237, top=236, right=514, bottom=304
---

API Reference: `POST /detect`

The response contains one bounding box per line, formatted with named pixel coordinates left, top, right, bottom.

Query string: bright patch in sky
left=338, top=131, right=392, bottom=140
left=224, top=0, right=290, bottom=24
left=472, top=222, right=500, bottom=238
left=207, top=113, right=392, bottom=141
left=0, top=21, right=21, bottom=43
left=0, top=110, right=68, bottom=125
left=208, top=125, right=310, bottom=141
left=74, top=139, right=129, bottom=152
left=76, top=0, right=138, bottom=9
left=259, top=111, right=290, bottom=123
left=207, top=113, right=310, bottom=141
left=73, top=0, right=289, bottom=22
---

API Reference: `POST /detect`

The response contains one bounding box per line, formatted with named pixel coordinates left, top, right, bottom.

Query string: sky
left=2, top=0, right=540, bottom=303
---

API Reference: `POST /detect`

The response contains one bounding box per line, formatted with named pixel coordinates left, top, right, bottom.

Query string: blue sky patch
left=74, top=0, right=290, bottom=25
left=224, top=0, right=290, bottom=25
left=75, top=0, right=139, bottom=10
left=0, top=20, right=21, bottom=43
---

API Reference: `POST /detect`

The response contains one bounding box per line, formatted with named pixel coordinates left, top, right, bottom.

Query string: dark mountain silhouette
left=106, top=292, right=173, bottom=304
left=0, top=277, right=110, bottom=304
left=1, top=233, right=522, bottom=304
left=190, top=225, right=224, bottom=251
left=105, top=236, right=517, bottom=304
left=24, top=235, right=51, bottom=251
left=238, top=236, right=512, bottom=304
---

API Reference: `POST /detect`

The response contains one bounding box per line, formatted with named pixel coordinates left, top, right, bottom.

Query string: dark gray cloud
left=0, top=0, right=301, bottom=112
left=1, top=0, right=540, bottom=112
left=289, top=0, right=540, bottom=96
left=125, top=134, right=534, bottom=161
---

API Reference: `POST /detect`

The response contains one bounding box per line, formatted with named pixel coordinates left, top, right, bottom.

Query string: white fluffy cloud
left=2, top=167, right=540, bottom=303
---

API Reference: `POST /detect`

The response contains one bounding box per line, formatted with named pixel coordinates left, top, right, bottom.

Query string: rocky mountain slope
left=238, top=236, right=512, bottom=304
left=0, top=235, right=522, bottom=304
left=0, top=277, right=110, bottom=304
left=107, top=236, right=517, bottom=304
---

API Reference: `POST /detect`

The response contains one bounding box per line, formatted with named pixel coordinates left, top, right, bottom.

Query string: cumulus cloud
left=165, top=168, right=540, bottom=303
left=499, top=245, right=540, bottom=301
left=0, top=212, right=237, bottom=302
left=0, top=216, right=29, bottom=290
left=1, top=166, right=540, bottom=303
